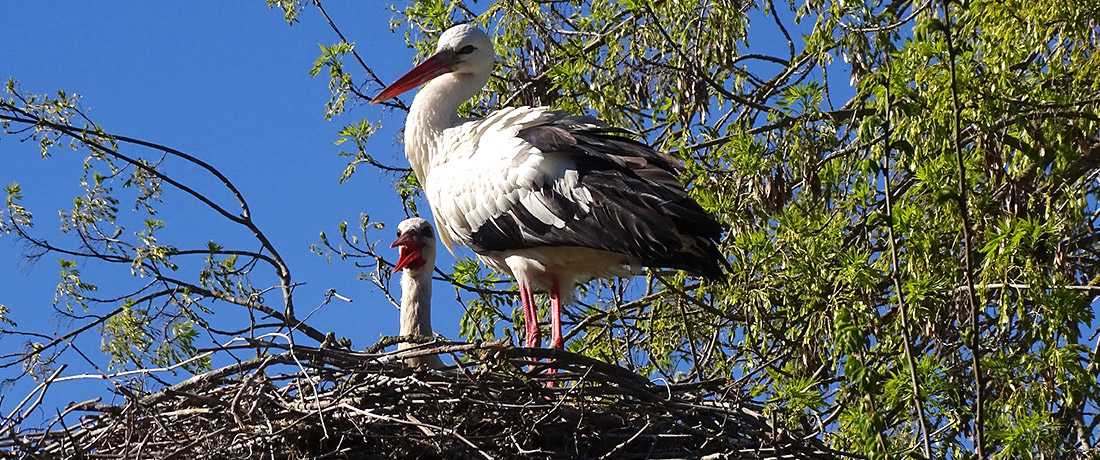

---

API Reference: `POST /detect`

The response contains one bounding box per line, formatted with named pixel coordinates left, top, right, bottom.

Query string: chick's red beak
left=370, top=51, right=460, bottom=104
left=391, top=233, right=426, bottom=272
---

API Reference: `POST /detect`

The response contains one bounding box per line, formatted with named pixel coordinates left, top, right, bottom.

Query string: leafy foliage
left=309, top=0, right=1100, bottom=458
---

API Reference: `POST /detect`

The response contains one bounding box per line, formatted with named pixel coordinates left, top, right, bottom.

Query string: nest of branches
left=3, top=340, right=846, bottom=459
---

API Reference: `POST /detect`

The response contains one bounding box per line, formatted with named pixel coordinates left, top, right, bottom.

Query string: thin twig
left=881, top=56, right=932, bottom=459
left=941, top=2, right=986, bottom=457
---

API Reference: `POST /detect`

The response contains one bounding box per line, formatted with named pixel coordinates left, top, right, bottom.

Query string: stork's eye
left=457, top=45, right=476, bottom=55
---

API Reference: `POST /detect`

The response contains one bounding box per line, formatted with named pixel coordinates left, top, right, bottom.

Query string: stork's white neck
left=404, top=71, right=488, bottom=184
left=398, top=263, right=445, bottom=369
left=399, top=266, right=434, bottom=341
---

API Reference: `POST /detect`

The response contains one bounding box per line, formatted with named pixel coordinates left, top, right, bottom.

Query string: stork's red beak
left=391, top=232, right=426, bottom=272
left=371, top=51, right=460, bottom=104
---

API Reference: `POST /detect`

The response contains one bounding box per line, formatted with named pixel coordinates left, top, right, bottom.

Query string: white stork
left=372, top=25, right=725, bottom=351
left=391, top=217, right=445, bottom=369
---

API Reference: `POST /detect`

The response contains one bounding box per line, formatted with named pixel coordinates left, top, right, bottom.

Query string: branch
left=1, top=104, right=299, bottom=334
left=881, top=58, right=932, bottom=459
left=157, top=275, right=328, bottom=344
left=941, top=2, right=985, bottom=457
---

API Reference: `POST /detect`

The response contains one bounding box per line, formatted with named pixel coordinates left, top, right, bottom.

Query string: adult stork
left=391, top=217, right=445, bottom=369
left=372, top=25, right=725, bottom=351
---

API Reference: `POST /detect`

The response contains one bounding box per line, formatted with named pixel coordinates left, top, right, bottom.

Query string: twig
left=941, top=2, right=985, bottom=457
left=600, top=420, right=651, bottom=460
left=881, top=56, right=933, bottom=459
left=0, top=365, right=67, bottom=432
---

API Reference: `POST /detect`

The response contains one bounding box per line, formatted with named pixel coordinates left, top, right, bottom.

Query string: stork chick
left=391, top=217, right=445, bottom=369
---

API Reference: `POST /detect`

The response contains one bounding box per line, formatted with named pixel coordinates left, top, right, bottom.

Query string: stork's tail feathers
left=651, top=225, right=728, bottom=281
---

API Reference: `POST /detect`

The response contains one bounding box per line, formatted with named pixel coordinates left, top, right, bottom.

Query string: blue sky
left=0, top=2, right=464, bottom=419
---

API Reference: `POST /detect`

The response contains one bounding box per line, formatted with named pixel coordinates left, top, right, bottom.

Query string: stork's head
left=370, top=24, right=495, bottom=104
left=390, top=217, right=436, bottom=273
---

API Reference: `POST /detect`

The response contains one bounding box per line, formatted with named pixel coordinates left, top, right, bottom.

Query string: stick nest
left=3, top=339, right=846, bottom=459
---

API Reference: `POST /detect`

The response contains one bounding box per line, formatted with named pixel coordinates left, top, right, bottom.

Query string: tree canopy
left=2, top=0, right=1099, bottom=459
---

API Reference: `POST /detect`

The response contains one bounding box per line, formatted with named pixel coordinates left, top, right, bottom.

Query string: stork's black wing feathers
left=470, top=117, right=726, bottom=279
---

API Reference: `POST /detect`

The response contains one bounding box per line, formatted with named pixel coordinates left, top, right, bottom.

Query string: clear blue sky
left=0, top=2, right=467, bottom=420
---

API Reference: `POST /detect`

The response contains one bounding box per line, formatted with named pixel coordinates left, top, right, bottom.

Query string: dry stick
left=30, top=400, right=96, bottom=452
left=0, top=365, right=67, bottom=431
left=599, top=420, right=652, bottom=460
left=406, top=413, right=495, bottom=460
left=163, top=426, right=230, bottom=460
left=881, top=57, right=933, bottom=459
left=941, top=1, right=986, bottom=458
left=52, top=408, right=82, bottom=456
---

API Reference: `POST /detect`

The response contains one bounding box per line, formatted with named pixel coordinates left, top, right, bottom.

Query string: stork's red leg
left=549, top=279, right=564, bottom=350
left=520, top=282, right=540, bottom=348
